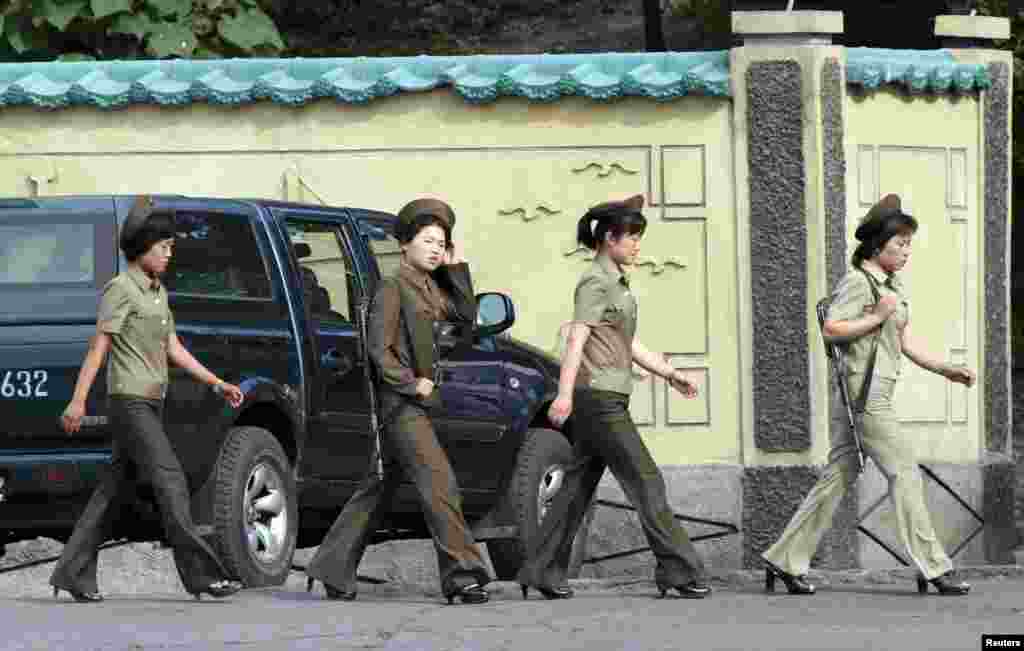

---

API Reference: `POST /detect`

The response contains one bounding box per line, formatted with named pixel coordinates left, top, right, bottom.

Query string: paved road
left=3, top=573, right=1024, bottom=651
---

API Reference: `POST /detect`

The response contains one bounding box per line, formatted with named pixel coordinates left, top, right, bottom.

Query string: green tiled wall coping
left=0, top=49, right=992, bottom=110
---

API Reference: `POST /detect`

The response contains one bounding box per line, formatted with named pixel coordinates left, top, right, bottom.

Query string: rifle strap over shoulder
left=393, top=279, right=434, bottom=381
left=854, top=268, right=883, bottom=414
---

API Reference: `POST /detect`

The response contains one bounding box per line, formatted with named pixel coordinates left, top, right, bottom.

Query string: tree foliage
left=0, top=0, right=286, bottom=61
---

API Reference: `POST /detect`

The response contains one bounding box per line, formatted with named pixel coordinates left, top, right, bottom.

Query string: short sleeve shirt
left=98, top=266, right=175, bottom=399
left=573, top=254, right=637, bottom=395
left=828, top=266, right=909, bottom=387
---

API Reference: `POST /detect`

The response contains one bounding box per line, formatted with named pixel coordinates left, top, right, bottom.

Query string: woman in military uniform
left=52, top=196, right=245, bottom=603
left=517, top=195, right=711, bottom=600
left=305, top=198, right=492, bottom=605
left=760, top=194, right=976, bottom=596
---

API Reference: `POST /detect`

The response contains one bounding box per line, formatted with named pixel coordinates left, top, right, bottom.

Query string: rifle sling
left=854, top=268, right=883, bottom=414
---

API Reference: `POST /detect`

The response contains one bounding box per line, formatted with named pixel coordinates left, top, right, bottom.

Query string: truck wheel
left=487, top=428, right=590, bottom=581
left=211, top=426, right=297, bottom=587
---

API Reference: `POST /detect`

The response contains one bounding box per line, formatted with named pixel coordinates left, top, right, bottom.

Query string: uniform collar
left=399, top=259, right=433, bottom=288
left=861, top=263, right=900, bottom=290
left=595, top=252, right=629, bottom=287
left=126, top=265, right=161, bottom=292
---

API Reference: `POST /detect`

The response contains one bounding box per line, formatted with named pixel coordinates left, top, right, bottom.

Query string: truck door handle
left=322, top=348, right=356, bottom=379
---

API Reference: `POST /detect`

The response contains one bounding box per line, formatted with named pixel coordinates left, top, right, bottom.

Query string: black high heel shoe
left=189, top=579, right=243, bottom=601
left=520, top=583, right=574, bottom=600
left=444, top=583, right=489, bottom=605
left=306, top=577, right=357, bottom=601
left=916, top=572, right=970, bottom=596
left=657, top=580, right=711, bottom=599
left=763, top=560, right=815, bottom=595
left=53, top=586, right=104, bottom=603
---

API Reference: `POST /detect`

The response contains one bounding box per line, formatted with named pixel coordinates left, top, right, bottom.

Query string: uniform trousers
left=762, top=377, right=954, bottom=580
left=517, top=388, right=706, bottom=590
left=305, top=396, right=491, bottom=595
left=50, top=396, right=229, bottom=595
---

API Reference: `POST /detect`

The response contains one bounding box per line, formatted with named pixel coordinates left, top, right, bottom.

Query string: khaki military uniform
left=762, top=266, right=954, bottom=580
left=51, top=266, right=231, bottom=595
left=306, top=260, right=491, bottom=597
left=517, top=253, right=707, bottom=591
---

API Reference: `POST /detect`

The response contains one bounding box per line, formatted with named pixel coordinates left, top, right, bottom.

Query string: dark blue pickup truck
left=0, top=196, right=581, bottom=586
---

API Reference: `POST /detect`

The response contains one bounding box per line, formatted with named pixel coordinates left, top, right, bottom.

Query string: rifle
left=357, top=296, right=384, bottom=480
left=816, top=298, right=866, bottom=475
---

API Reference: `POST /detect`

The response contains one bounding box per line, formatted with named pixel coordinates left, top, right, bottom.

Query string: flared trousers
left=762, top=377, right=954, bottom=580
left=517, top=388, right=706, bottom=590
left=305, top=398, right=491, bottom=595
left=50, top=397, right=229, bottom=595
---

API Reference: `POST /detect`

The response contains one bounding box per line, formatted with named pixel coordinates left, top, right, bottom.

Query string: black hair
left=575, top=204, right=647, bottom=251
left=122, top=210, right=176, bottom=262
left=851, top=211, right=918, bottom=268
left=395, top=213, right=452, bottom=247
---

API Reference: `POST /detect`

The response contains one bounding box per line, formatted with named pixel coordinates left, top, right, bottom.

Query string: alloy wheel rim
left=242, top=462, right=289, bottom=565
left=537, top=464, right=566, bottom=522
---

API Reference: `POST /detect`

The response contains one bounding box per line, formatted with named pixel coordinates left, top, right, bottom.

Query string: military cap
left=397, top=198, right=456, bottom=231
left=855, top=194, right=902, bottom=241
left=587, top=194, right=645, bottom=217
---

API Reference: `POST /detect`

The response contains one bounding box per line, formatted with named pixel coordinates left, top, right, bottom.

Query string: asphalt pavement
left=3, top=568, right=1024, bottom=651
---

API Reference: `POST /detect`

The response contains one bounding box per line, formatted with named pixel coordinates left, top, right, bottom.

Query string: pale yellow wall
left=845, top=89, right=982, bottom=464
left=0, top=93, right=740, bottom=465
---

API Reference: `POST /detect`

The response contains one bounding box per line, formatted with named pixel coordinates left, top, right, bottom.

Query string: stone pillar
left=731, top=11, right=858, bottom=569
left=935, top=14, right=1018, bottom=564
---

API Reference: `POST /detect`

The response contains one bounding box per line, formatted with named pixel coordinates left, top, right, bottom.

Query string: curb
left=563, top=564, right=1024, bottom=592
left=349, top=564, right=1024, bottom=597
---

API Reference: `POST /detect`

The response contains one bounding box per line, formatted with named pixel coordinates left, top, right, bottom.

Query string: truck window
left=165, top=211, right=272, bottom=300
left=0, top=223, right=95, bottom=285
left=285, top=219, right=356, bottom=325
left=360, top=222, right=402, bottom=280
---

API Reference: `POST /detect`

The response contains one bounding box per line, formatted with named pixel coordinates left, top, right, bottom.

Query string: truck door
left=278, top=212, right=374, bottom=484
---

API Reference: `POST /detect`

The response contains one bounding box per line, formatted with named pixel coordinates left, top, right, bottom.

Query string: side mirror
left=475, top=292, right=515, bottom=337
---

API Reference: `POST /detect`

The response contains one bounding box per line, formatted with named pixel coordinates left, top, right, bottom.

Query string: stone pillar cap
left=935, top=14, right=1010, bottom=41
left=732, top=10, right=844, bottom=36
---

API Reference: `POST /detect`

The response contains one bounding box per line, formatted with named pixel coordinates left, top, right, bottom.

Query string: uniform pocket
left=603, top=303, right=625, bottom=327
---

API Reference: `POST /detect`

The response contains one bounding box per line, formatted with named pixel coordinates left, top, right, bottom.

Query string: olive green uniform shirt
left=368, top=261, right=475, bottom=398
left=573, top=253, right=637, bottom=395
left=97, top=266, right=175, bottom=400
left=827, top=265, right=909, bottom=395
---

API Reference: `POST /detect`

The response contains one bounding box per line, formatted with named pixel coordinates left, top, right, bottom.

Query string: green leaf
left=90, top=0, right=133, bottom=18
left=218, top=6, right=283, bottom=52
left=108, top=11, right=154, bottom=38
left=146, top=0, right=191, bottom=18
left=145, top=19, right=196, bottom=57
left=4, top=13, right=50, bottom=53
left=40, top=0, right=87, bottom=31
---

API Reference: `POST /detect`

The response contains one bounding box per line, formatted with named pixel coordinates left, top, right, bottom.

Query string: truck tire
left=487, top=428, right=591, bottom=581
left=210, top=426, right=297, bottom=587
